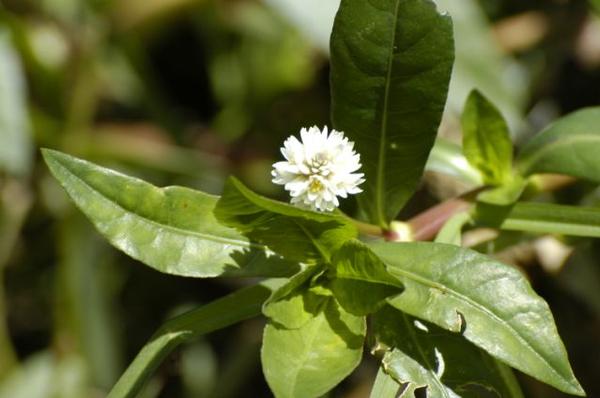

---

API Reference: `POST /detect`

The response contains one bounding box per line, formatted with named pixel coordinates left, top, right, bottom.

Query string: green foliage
left=262, top=267, right=323, bottom=328
left=34, top=0, right=595, bottom=396
left=479, top=201, right=600, bottom=238
left=462, top=90, right=513, bottom=185
left=330, top=240, right=403, bottom=316
left=517, top=107, right=600, bottom=182
left=370, top=241, right=584, bottom=396
left=476, top=176, right=527, bottom=206
left=369, top=366, right=403, bottom=398
left=330, top=0, right=454, bottom=226
left=435, top=212, right=472, bottom=245
left=108, top=280, right=281, bottom=398
left=214, top=177, right=357, bottom=263
left=373, top=306, right=524, bottom=398
left=426, top=138, right=483, bottom=186
left=42, top=149, right=298, bottom=278
left=261, top=290, right=365, bottom=398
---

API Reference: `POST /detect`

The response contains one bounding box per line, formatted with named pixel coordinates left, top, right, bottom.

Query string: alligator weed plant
left=42, top=1, right=595, bottom=397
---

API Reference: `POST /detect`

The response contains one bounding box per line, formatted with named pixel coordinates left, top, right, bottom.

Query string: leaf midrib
left=289, top=309, right=328, bottom=397
left=375, top=0, right=402, bottom=227
left=386, top=263, right=570, bottom=385
left=52, top=156, right=264, bottom=251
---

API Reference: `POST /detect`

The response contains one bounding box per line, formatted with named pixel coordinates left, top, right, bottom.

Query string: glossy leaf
left=330, top=0, right=454, bottom=226
left=517, top=107, right=600, bottom=182
left=42, top=149, right=298, bottom=278
left=369, top=241, right=584, bottom=396
left=108, top=281, right=281, bottom=398
left=0, top=29, right=32, bottom=176
left=462, top=90, right=513, bottom=185
left=330, top=240, right=403, bottom=315
left=374, top=306, right=524, bottom=398
left=214, top=177, right=357, bottom=263
left=479, top=201, right=600, bottom=238
left=426, top=138, right=483, bottom=186
left=261, top=291, right=365, bottom=398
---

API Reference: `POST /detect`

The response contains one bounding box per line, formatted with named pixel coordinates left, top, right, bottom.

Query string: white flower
left=272, top=126, right=364, bottom=212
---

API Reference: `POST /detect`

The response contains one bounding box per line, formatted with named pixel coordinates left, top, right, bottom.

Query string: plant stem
left=351, top=218, right=384, bottom=237
left=408, top=195, right=474, bottom=241
left=352, top=174, right=576, bottom=242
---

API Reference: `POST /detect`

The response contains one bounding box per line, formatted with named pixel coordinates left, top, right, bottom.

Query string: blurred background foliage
left=0, top=0, right=599, bottom=397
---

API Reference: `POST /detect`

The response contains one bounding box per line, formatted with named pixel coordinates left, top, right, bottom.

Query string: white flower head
left=272, top=126, right=365, bottom=212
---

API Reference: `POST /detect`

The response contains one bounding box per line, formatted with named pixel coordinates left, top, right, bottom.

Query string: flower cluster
left=272, top=126, right=364, bottom=212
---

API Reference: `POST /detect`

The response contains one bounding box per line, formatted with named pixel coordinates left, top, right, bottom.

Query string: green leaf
left=262, top=267, right=323, bottom=329
left=264, top=266, right=320, bottom=308
left=42, top=149, right=298, bottom=278
left=330, top=240, right=403, bottom=315
left=476, top=176, right=527, bottom=206
left=261, top=291, right=365, bottom=398
left=478, top=201, right=600, bottom=238
left=435, top=212, right=471, bottom=245
left=462, top=90, right=513, bottom=185
left=374, top=306, right=525, bottom=398
left=369, top=241, right=585, bottom=396
left=0, top=29, right=32, bottom=176
left=108, top=280, right=281, bottom=398
left=426, top=138, right=483, bottom=186
left=369, top=365, right=402, bottom=398
left=214, top=177, right=357, bottom=263
left=517, top=107, right=600, bottom=182
left=330, top=0, right=454, bottom=226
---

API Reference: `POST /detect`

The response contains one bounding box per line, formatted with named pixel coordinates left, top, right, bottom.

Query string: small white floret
left=272, top=126, right=364, bottom=211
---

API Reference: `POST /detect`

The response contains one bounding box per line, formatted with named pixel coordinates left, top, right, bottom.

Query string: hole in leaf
left=456, top=310, right=467, bottom=334
left=414, top=385, right=428, bottom=398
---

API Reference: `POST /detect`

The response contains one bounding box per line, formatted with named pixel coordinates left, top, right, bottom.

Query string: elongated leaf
left=517, top=107, right=600, bottom=181
left=426, top=138, right=483, bottom=186
left=435, top=212, right=471, bottom=245
left=369, top=365, right=403, bottom=398
left=42, top=149, right=298, bottom=278
left=108, top=281, right=281, bottom=398
left=485, top=201, right=600, bottom=238
left=330, top=240, right=403, bottom=315
left=0, top=29, right=32, bottom=176
left=374, top=306, right=524, bottom=398
left=261, top=291, right=365, bottom=398
left=214, top=177, right=357, bottom=263
left=330, top=0, right=454, bottom=226
left=383, top=349, right=458, bottom=398
left=369, top=241, right=584, bottom=396
left=462, top=90, right=513, bottom=185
